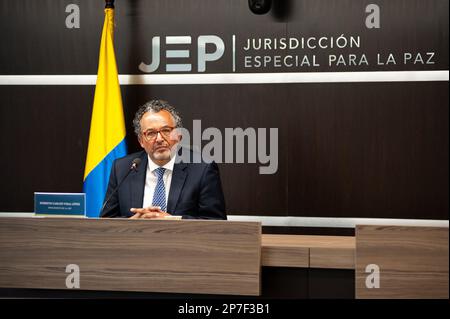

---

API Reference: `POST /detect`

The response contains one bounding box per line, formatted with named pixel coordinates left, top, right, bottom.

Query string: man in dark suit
left=101, top=100, right=226, bottom=220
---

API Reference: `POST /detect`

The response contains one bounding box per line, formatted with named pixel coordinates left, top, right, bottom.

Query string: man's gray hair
left=133, top=99, right=183, bottom=137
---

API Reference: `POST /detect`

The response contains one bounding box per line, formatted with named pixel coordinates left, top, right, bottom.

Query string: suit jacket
left=101, top=149, right=226, bottom=219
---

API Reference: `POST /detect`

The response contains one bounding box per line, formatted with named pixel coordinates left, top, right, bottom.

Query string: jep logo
left=139, top=35, right=225, bottom=73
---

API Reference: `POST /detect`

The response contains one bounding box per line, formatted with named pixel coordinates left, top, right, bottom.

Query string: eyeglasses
left=141, top=126, right=175, bottom=141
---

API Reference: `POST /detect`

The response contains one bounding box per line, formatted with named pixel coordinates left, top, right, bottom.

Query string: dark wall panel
left=0, top=83, right=447, bottom=219
left=0, top=86, right=92, bottom=209
left=287, top=82, right=448, bottom=219
left=0, top=0, right=448, bottom=220
left=1, top=0, right=448, bottom=74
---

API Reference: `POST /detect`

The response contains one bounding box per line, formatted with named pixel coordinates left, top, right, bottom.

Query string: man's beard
left=152, top=143, right=179, bottom=160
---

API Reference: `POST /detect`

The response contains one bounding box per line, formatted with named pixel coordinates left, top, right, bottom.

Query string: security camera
left=248, top=0, right=272, bottom=15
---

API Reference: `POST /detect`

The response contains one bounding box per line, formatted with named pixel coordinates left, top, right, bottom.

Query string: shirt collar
left=147, top=154, right=176, bottom=173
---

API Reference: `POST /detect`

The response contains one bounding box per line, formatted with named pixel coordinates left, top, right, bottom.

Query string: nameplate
left=34, top=192, right=86, bottom=217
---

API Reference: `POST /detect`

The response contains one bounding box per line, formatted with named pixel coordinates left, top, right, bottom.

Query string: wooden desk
left=261, top=234, right=355, bottom=269
left=355, top=225, right=449, bottom=299
left=0, top=217, right=262, bottom=296
left=0, top=217, right=356, bottom=298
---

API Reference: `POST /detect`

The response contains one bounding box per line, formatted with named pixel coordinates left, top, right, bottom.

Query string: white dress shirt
left=142, top=155, right=176, bottom=210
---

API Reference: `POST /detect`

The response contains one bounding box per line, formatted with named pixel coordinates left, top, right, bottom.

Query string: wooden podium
left=3, top=217, right=446, bottom=298
left=0, top=217, right=262, bottom=296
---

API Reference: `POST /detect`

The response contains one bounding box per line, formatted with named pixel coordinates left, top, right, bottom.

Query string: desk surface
left=262, top=234, right=355, bottom=248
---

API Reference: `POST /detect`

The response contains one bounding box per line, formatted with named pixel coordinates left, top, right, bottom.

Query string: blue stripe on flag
left=83, top=139, right=127, bottom=217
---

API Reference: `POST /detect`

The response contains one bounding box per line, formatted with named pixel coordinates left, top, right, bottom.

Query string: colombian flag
left=83, top=8, right=127, bottom=217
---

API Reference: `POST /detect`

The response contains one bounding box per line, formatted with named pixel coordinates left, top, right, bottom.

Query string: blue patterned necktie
left=152, top=167, right=167, bottom=212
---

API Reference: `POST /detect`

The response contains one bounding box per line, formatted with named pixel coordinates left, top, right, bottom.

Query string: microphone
left=100, top=158, right=141, bottom=217
left=130, top=158, right=141, bottom=171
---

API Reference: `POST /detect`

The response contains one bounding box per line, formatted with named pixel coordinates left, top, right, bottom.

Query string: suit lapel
left=167, top=162, right=187, bottom=213
left=130, top=152, right=148, bottom=209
